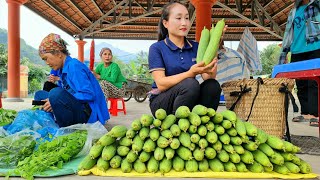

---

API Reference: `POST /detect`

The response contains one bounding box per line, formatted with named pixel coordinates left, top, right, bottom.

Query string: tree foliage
left=0, top=44, right=8, bottom=77
left=0, top=48, right=48, bottom=94
left=255, top=44, right=281, bottom=75
left=0, top=28, right=44, bottom=65
left=123, top=51, right=152, bottom=83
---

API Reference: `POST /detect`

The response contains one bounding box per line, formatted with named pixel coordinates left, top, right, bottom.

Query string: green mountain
left=0, top=28, right=44, bottom=65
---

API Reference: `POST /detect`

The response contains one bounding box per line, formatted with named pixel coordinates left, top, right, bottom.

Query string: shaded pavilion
left=5, top=0, right=292, bottom=101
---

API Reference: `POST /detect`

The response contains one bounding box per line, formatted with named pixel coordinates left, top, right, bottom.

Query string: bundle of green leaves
left=0, top=108, right=17, bottom=127
left=13, top=130, right=87, bottom=180
left=0, top=135, right=36, bottom=168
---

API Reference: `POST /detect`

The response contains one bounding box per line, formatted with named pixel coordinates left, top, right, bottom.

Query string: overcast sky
left=0, top=0, right=279, bottom=57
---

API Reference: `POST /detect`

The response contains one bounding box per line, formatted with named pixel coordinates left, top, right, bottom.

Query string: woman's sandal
left=292, top=115, right=308, bottom=122
left=309, top=118, right=319, bottom=127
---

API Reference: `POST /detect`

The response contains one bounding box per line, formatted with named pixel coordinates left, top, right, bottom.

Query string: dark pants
left=43, top=81, right=58, bottom=92
left=149, top=78, right=222, bottom=116
left=34, top=87, right=91, bottom=127
left=291, top=49, right=320, bottom=117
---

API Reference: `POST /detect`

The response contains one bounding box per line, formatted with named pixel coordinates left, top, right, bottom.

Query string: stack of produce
left=197, top=18, right=225, bottom=65
left=79, top=105, right=312, bottom=175
left=0, top=108, right=17, bottom=126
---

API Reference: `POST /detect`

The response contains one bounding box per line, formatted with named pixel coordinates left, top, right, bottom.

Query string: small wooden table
left=272, top=58, right=320, bottom=137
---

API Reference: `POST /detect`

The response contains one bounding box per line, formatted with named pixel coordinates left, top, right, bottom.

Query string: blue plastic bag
left=6, top=110, right=59, bottom=136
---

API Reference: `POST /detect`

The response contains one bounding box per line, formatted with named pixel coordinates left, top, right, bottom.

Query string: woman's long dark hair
left=157, top=2, right=188, bottom=41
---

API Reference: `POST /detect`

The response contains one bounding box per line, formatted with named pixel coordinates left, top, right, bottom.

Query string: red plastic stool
left=107, top=98, right=126, bottom=116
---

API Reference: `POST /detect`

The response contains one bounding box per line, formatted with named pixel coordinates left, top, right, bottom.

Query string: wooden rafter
left=129, top=0, right=132, bottom=18
left=216, top=1, right=282, bottom=39
left=271, top=2, right=294, bottom=18
left=85, top=0, right=188, bottom=36
left=24, top=0, right=293, bottom=41
left=80, top=0, right=128, bottom=36
left=24, top=5, right=74, bottom=36
left=263, top=0, right=275, bottom=8
left=242, top=0, right=253, bottom=13
left=253, top=0, right=283, bottom=35
left=235, top=0, right=243, bottom=13
left=87, top=7, right=165, bottom=36
left=42, top=0, right=82, bottom=31
left=67, top=0, right=92, bottom=23
left=115, top=1, right=130, bottom=23
left=90, top=0, right=103, bottom=16
left=147, top=0, right=155, bottom=12
left=133, top=0, right=148, bottom=12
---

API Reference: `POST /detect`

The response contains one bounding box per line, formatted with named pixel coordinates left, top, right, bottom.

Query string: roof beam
left=251, top=0, right=254, bottom=20
left=88, top=7, right=164, bottom=36
left=216, top=1, right=282, bottom=39
left=86, top=0, right=188, bottom=36
left=235, top=0, right=243, bottom=13
left=147, top=0, right=155, bottom=12
left=133, top=0, right=148, bottom=12
left=67, top=0, right=92, bottom=23
left=271, top=2, right=294, bottom=18
left=263, top=0, right=275, bottom=8
left=263, top=1, right=294, bottom=27
left=24, top=5, right=74, bottom=36
left=241, top=0, right=253, bottom=13
left=80, top=0, right=128, bottom=36
left=279, top=21, right=287, bottom=27
left=115, top=0, right=130, bottom=23
left=253, top=2, right=263, bottom=25
left=253, top=0, right=283, bottom=35
left=42, top=0, right=82, bottom=31
left=90, top=0, right=103, bottom=16
left=129, top=0, right=132, bottom=18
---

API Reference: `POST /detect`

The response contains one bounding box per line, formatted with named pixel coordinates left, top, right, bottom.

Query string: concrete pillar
left=5, top=0, right=27, bottom=102
left=75, top=40, right=86, bottom=62
left=191, top=0, right=217, bottom=42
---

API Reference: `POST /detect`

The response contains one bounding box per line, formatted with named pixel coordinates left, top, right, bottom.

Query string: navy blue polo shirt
left=148, top=37, right=199, bottom=89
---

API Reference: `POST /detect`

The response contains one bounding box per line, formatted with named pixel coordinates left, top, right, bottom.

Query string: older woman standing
left=93, top=48, right=127, bottom=98
left=35, top=33, right=109, bottom=127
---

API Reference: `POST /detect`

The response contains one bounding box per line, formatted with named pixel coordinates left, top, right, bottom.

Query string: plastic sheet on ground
left=78, top=167, right=318, bottom=179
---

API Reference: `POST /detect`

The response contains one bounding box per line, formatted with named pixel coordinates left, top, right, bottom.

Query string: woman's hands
left=42, top=99, right=53, bottom=112
left=189, top=58, right=218, bottom=78
left=202, top=58, right=218, bottom=80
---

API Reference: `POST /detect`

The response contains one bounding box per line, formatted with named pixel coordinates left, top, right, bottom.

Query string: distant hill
left=0, top=28, right=44, bottom=65
left=84, top=42, right=137, bottom=64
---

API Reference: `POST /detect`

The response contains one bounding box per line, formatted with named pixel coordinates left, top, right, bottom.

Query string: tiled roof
left=24, top=0, right=293, bottom=41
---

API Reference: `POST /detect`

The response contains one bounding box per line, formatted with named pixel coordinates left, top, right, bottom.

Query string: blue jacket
left=60, top=56, right=110, bottom=124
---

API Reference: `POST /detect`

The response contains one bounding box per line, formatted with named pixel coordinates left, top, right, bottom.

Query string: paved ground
left=2, top=98, right=320, bottom=180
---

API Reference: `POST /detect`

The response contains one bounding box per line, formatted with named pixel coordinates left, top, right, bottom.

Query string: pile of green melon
left=78, top=105, right=312, bottom=175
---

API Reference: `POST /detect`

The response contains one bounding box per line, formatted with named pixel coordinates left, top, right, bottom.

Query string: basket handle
left=229, top=85, right=252, bottom=111
left=279, top=83, right=299, bottom=113
left=229, top=77, right=264, bottom=122
left=279, top=82, right=299, bottom=142
left=245, top=77, right=264, bottom=121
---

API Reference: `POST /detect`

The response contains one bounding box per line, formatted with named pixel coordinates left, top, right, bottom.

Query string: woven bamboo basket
left=221, top=78, right=295, bottom=138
